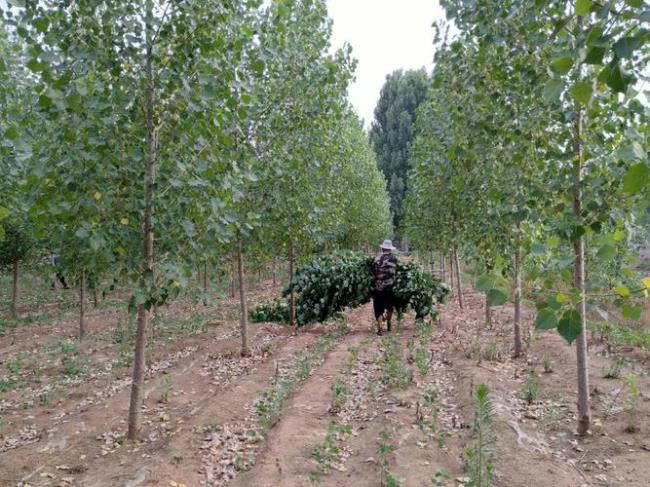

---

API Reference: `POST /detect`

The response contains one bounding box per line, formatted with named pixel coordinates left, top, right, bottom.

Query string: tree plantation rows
left=400, top=0, right=649, bottom=436
left=0, top=0, right=649, bottom=485
left=0, top=0, right=391, bottom=440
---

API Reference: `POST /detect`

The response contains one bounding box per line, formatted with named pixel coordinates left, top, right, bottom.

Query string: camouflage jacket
left=372, top=253, right=397, bottom=291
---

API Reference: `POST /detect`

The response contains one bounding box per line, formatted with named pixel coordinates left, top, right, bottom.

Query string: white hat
left=379, top=239, right=396, bottom=250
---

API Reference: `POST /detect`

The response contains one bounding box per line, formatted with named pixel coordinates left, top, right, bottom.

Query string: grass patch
left=591, top=321, right=650, bottom=350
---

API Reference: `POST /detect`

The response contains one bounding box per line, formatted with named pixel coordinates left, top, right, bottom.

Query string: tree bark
left=449, top=252, right=454, bottom=291
left=440, top=252, right=446, bottom=282
left=453, top=246, right=464, bottom=309
left=237, top=238, right=250, bottom=356
left=485, top=292, right=492, bottom=328
left=128, top=0, right=155, bottom=441
left=573, top=97, right=591, bottom=437
left=203, top=262, right=208, bottom=306
left=513, top=247, right=523, bottom=357
left=230, top=261, right=236, bottom=298
left=11, top=260, right=19, bottom=319
left=272, top=258, right=277, bottom=286
left=79, top=272, right=86, bottom=339
left=288, top=241, right=296, bottom=330
left=92, top=281, right=98, bottom=308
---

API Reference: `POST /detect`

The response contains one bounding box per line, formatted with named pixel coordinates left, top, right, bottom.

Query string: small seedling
left=433, top=468, right=451, bottom=486
left=329, top=378, right=350, bottom=413
left=437, top=429, right=449, bottom=449
left=521, top=367, right=540, bottom=405
left=423, top=389, right=439, bottom=406
left=159, top=376, right=173, bottom=403
left=468, top=339, right=481, bottom=360
left=261, top=341, right=274, bottom=355
left=622, top=374, right=640, bottom=433
left=415, top=346, right=430, bottom=375
left=480, top=341, right=503, bottom=362
left=542, top=354, right=553, bottom=373
left=603, top=356, right=625, bottom=379
left=464, top=385, right=495, bottom=487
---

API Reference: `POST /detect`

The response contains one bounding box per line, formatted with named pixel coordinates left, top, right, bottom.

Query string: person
left=372, top=239, right=398, bottom=336
left=50, top=251, right=69, bottom=290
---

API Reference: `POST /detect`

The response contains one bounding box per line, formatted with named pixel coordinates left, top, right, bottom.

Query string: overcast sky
left=327, top=0, right=446, bottom=128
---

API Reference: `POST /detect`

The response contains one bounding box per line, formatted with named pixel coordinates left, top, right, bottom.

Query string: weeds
left=159, top=377, right=173, bottom=403
left=480, top=341, right=503, bottom=362
left=415, top=346, right=430, bottom=376
left=381, top=334, right=412, bottom=389
left=521, top=368, right=540, bottom=405
left=433, top=468, right=451, bottom=486
left=62, top=356, right=90, bottom=378
left=329, top=378, right=351, bottom=414
left=467, top=339, right=482, bottom=360
left=542, top=354, right=553, bottom=374
left=437, top=429, right=449, bottom=449
left=622, top=374, right=640, bottom=433
left=260, top=341, right=274, bottom=355
left=603, top=356, right=625, bottom=379
left=464, top=384, right=495, bottom=487
left=310, top=421, right=352, bottom=481
left=377, top=427, right=401, bottom=487
left=255, top=330, right=344, bottom=430
left=591, top=322, right=650, bottom=350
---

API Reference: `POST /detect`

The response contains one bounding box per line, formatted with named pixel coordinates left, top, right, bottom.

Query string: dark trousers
left=372, top=288, right=395, bottom=319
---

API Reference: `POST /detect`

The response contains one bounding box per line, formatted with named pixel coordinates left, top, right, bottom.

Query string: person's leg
left=57, top=272, right=69, bottom=289
left=386, top=309, right=393, bottom=332
left=373, top=290, right=386, bottom=335
left=385, top=288, right=395, bottom=332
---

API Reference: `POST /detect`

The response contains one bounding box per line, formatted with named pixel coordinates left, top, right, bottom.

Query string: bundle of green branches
left=250, top=252, right=449, bottom=326
left=249, top=297, right=289, bottom=323
left=285, top=252, right=374, bottom=326
left=393, top=261, right=451, bottom=319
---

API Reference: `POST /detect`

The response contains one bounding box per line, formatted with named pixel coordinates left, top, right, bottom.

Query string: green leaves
left=599, top=63, right=633, bottom=93
left=612, top=37, right=641, bottom=59
left=596, top=243, right=616, bottom=260
left=622, top=304, right=642, bottom=320
left=575, top=0, right=592, bottom=16
left=557, top=310, right=582, bottom=344
left=569, top=81, right=592, bottom=105
left=535, top=309, right=558, bottom=330
left=475, top=274, right=508, bottom=306
left=543, top=78, right=564, bottom=101
left=550, top=56, right=573, bottom=74
left=622, top=163, right=649, bottom=194
left=487, top=288, right=508, bottom=306
left=584, top=46, right=605, bottom=64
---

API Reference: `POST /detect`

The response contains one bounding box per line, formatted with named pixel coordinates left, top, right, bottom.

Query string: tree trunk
left=449, top=252, right=454, bottom=291
left=573, top=97, right=590, bottom=437
left=440, top=252, right=446, bottom=282
left=513, top=247, right=523, bottom=358
left=230, top=261, right=236, bottom=298
left=203, top=262, right=208, bottom=306
left=92, top=283, right=98, bottom=308
left=453, top=246, right=464, bottom=309
left=79, top=272, right=86, bottom=339
left=485, top=293, right=492, bottom=328
left=237, top=238, right=250, bottom=357
left=128, top=0, right=156, bottom=441
left=11, top=260, right=19, bottom=319
left=272, top=258, right=277, bottom=286
left=288, top=241, right=296, bottom=330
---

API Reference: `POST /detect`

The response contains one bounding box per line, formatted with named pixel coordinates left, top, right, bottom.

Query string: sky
left=326, top=0, right=446, bottom=128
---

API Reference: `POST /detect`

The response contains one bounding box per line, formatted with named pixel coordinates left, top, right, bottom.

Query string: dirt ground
left=1, top=276, right=649, bottom=487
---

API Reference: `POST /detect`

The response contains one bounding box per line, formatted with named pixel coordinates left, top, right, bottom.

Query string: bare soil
left=1, top=277, right=649, bottom=487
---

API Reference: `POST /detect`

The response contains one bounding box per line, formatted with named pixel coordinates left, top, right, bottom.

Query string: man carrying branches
left=372, top=239, right=398, bottom=336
